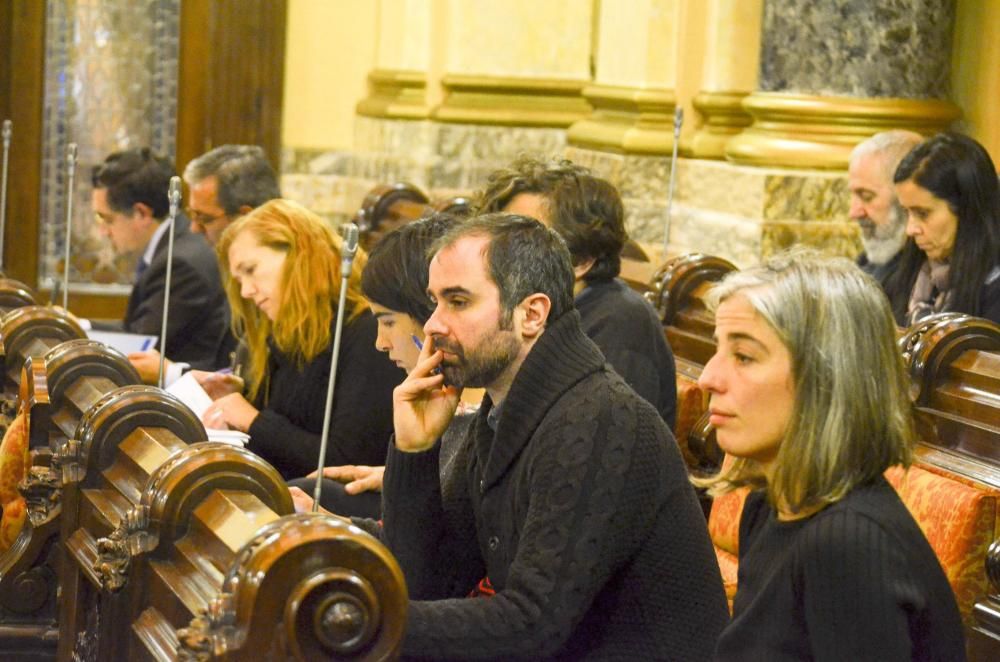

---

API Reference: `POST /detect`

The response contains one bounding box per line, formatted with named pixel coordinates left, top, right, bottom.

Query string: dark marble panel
left=760, top=0, right=954, bottom=98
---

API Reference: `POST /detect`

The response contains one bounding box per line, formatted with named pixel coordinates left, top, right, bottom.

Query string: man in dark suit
left=91, top=148, right=230, bottom=370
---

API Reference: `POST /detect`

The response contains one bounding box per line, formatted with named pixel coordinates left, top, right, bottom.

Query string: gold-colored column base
left=689, top=91, right=753, bottom=159
left=356, top=69, right=430, bottom=120
left=431, top=74, right=591, bottom=127
left=567, top=84, right=677, bottom=155
left=726, top=92, right=961, bottom=169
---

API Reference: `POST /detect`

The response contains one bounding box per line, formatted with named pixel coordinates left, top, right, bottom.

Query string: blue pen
left=412, top=335, right=442, bottom=376
left=141, top=337, right=155, bottom=351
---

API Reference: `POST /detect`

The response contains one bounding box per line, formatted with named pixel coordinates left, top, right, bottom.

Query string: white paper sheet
left=88, top=330, right=158, bottom=354
left=166, top=372, right=250, bottom=446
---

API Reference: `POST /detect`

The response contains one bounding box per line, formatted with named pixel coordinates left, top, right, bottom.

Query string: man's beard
left=432, top=315, right=521, bottom=390
left=859, top=201, right=908, bottom=266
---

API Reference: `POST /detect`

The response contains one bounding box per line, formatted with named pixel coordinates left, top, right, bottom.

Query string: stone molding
left=431, top=74, right=591, bottom=127
left=567, top=83, right=677, bottom=155
left=726, top=92, right=961, bottom=169
left=688, top=90, right=752, bottom=159
left=356, top=69, right=430, bottom=120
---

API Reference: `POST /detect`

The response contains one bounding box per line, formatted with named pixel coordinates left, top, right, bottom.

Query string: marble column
left=348, top=0, right=442, bottom=191
left=727, top=0, right=961, bottom=168
left=688, top=0, right=763, bottom=159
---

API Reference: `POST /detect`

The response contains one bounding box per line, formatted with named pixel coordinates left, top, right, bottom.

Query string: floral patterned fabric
left=885, top=464, right=998, bottom=626
left=0, top=412, right=29, bottom=552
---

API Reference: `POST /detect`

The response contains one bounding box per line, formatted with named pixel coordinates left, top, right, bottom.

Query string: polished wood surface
left=177, top=0, right=287, bottom=173
left=1, top=304, right=406, bottom=660
left=0, top=306, right=86, bottom=397
left=0, top=1, right=44, bottom=290
left=0, top=321, right=139, bottom=661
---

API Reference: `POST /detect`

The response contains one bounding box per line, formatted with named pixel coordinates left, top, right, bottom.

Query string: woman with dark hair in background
left=888, top=132, right=1000, bottom=325
left=288, top=214, right=467, bottom=516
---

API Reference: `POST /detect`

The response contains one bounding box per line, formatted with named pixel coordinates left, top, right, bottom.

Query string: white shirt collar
left=141, top=219, right=172, bottom=268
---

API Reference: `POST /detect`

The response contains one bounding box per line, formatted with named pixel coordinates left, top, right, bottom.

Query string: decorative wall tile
left=40, top=0, right=179, bottom=290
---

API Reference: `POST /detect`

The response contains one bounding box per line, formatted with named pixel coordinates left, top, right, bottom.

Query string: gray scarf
left=906, top=258, right=951, bottom=325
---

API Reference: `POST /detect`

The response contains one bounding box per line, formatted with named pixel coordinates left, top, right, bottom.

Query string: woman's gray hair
left=700, top=248, right=915, bottom=513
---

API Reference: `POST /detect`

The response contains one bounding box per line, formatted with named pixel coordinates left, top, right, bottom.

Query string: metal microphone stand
left=62, top=143, right=78, bottom=310
left=0, top=120, right=11, bottom=272
left=313, top=223, right=360, bottom=512
left=662, top=107, right=684, bottom=259
left=158, top=176, right=182, bottom=388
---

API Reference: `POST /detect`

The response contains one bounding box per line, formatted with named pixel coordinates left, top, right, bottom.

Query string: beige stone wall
left=282, top=0, right=376, bottom=151
left=375, top=0, right=432, bottom=72
left=594, top=0, right=676, bottom=88
left=444, top=0, right=592, bottom=78
left=280, top=0, right=1000, bottom=260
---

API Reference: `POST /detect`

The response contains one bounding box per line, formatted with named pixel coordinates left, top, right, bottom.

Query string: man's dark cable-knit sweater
left=576, top=277, right=678, bottom=430
left=247, top=310, right=403, bottom=479
left=382, top=310, right=729, bottom=660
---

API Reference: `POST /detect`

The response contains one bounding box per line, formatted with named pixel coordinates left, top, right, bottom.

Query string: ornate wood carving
left=176, top=514, right=407, bottom=660
left=94, top=504, right=149, bottom=592
left=648, top=253, right=736, bottom=367
left=0, top=278, right=37, bottom=313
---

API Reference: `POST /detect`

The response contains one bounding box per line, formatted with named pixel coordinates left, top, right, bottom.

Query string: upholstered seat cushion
left=673, top=374, right=708, bottom=467
left=885, top=463, right=999, bottom=626
left=0, top=411, right=29, bottom=552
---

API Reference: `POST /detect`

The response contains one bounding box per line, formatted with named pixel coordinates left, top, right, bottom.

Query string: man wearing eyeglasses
left=182, top=145, right=280, bottom=246
left=91, top=148, right=230, bottom=373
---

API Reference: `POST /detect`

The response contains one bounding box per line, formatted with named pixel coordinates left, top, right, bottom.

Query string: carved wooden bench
left=0, top=305, right=407, bottom=660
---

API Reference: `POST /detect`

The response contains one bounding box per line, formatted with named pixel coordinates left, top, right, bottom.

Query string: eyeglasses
left=94, top=211, right=129, bottom=227
left=185, top=207, right=228, bottom=227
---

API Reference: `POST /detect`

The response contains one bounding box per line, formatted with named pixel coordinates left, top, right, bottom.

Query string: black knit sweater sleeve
left=796, top=509, right=948, bottom=661
left=246, top=311, right=401, bottom=479
left=382, top=431, right=485, bottom=602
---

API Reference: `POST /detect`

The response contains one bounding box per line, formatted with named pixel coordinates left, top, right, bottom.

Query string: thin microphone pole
left=662, top=106, right=684, bottom=259
left=0, top=120, right=11, bottom=272
left=159, top=176, right=181, bottom=388
left=63, top=143, right=78, bottom=310
left=313, top=222, right=360, bottom=512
